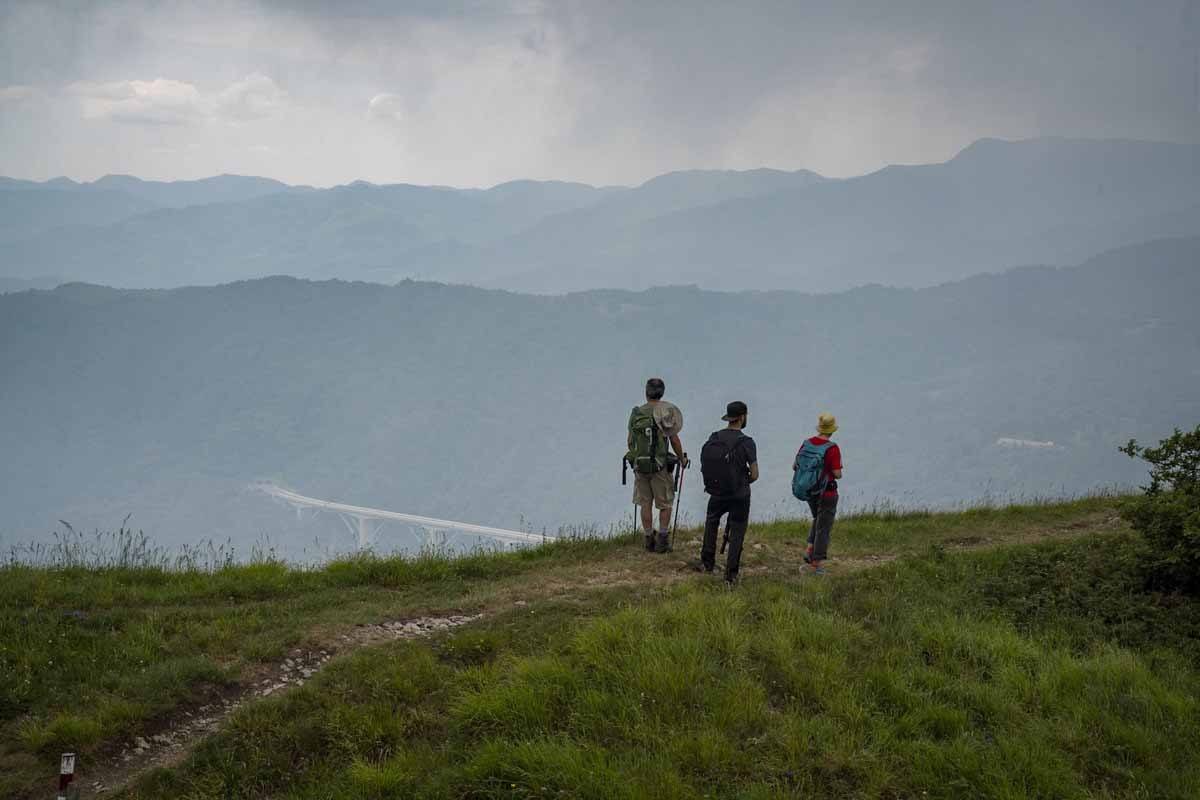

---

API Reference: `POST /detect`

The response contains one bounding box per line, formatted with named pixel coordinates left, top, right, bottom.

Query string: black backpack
left=700, top=431, right=746, bottom=496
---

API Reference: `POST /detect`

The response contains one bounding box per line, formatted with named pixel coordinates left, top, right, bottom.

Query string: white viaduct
left=251, top=482, right=555, bottom=551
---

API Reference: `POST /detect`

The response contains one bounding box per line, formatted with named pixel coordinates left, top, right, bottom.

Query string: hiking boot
left=724, top=574, right=739, bottom=588
left=654, top=530, right=671, bottom=553
left=643, top=533, right=655, bottom=552
left=689, top=560, right=714, bottom=574
left=805, top=561, right=828, bottom=576
left=803, top=545, right=814, bottom=565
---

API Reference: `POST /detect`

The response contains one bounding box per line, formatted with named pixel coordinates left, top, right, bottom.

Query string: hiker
left=695, top=401, right=758, bottom=585
left=792, top=412, right=843, bottom=575
left=625, top=378, right=688, bottom=553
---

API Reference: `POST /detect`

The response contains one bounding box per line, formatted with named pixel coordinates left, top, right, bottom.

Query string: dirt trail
left=85, top=615, right=480, bottom=795
left=83, top=554, right=702, bottom=796
left=83, top=565, right=692, bottom=796
left=82, top=510, right=1121, bottom=796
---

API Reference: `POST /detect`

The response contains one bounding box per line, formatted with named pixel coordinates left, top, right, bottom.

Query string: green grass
left=121, top=531, right=1200, bottom=799
left=0, top=533, right=634, bottom=798
left=752, top=495, right=1121, bottom=557
left=2, top=495, right=1172, bottom=799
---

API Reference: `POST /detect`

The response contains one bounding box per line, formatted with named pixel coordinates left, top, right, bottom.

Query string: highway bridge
left=251, top=482, right=555, bottom=551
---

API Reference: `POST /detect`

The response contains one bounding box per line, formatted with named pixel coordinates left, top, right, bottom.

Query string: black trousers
left=701, top=494, right=751, bottom=580
left=807, top=494, right=838, bottom=561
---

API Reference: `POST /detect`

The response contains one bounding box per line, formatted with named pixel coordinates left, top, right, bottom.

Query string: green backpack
left=626, top=404, right=670, bottom=474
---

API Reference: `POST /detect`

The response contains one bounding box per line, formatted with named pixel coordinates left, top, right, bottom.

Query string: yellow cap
left=817, top=413, right=838, bottom=435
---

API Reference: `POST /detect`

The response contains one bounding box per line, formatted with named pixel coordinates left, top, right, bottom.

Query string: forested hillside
left=1, top=237, right=1196, bottom=554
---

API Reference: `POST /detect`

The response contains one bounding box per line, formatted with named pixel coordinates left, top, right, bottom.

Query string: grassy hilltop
left=3, top=497, right=1200, bottom=799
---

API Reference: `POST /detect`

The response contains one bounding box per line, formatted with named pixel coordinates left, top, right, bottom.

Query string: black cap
left=721, top=401, right=748, bottom=421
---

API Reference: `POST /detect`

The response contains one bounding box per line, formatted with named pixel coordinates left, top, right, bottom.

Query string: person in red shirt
left=803, top=413, right=843, bottom=574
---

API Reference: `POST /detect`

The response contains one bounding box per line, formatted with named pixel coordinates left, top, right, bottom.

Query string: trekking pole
left=669, top=460, right=686, bottom=551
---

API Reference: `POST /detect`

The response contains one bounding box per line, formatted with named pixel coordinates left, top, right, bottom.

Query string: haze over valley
left=2, top=235, right=1195, bottom=555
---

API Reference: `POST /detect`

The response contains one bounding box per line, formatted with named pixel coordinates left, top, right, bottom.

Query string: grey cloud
left=366, top=92, right=404, bottom=124
left=0, top=84, right=38, bottom=103
left=1, top=1, right=1197, bottom=185
left=61, top=73, right=287, bottom=126
left=215, top=73, right=287, bottom=121
left=69, top=78, right=206, bottom=125
left=540, top=2, right=1197, bottom=160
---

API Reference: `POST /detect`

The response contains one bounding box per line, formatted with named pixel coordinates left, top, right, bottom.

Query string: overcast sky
left=1, top=0, right=1198, bottom=187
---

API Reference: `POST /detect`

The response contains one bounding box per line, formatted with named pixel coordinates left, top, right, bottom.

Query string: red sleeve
left=825, top=444, right=842, bottom=472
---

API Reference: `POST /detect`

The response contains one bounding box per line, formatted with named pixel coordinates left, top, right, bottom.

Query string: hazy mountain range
left=2, top=236, right=1196, bottom=556
left=0, top=276, right=61, bottom=294
left=3, top=137, right=1198, bottom=293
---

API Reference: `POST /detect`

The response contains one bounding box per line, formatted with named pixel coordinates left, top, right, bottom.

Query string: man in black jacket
left=695, top=401, right=759, bottom=585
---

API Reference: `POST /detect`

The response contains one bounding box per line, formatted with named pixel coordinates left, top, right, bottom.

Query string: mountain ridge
left=8, top=134, right=1195, bottom=191
left=4, top=136, right=1196, bottom=293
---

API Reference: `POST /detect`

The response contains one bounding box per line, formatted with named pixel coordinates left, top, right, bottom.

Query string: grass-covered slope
left=4, top=497, right=1200, bottom=799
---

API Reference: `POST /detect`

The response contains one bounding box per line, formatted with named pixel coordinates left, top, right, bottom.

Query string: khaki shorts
left=632, top=468, right=676, bottom=509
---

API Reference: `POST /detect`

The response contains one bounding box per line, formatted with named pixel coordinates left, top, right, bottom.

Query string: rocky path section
left=86, top=614, right=481, bottom=796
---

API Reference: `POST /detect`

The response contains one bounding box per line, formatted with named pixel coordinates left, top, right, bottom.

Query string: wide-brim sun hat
left=817, top=413, right=838, bottom=435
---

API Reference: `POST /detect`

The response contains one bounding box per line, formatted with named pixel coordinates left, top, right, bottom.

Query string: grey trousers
left=806, top=495, right=838, bottom=561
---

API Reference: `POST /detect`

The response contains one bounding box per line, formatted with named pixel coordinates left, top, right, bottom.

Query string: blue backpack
left=792, top=439, right=834, bottom=500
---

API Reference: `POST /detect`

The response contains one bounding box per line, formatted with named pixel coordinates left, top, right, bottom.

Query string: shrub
left=1120, top=426, right=1200, bottom=592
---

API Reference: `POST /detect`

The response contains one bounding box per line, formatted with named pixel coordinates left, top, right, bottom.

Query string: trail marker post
left=57, top=752, right=79, bottom=799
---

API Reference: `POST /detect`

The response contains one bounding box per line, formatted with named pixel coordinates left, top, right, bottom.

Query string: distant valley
left=1, top=236, right=1196, bottom=555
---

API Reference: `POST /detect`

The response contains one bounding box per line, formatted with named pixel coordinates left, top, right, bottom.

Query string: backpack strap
left=726, top=430, right=744, bottom=458
left=813, top=440, right=834, bottom=494
left=722, top=430, right=747, bottom=481
left=649, top=409, right=659, bottom=470
left=735, top=431, right=749, bottom=468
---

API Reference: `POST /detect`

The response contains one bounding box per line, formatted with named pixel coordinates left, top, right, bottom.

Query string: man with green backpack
left=625, top=378, right=688, bottom=553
